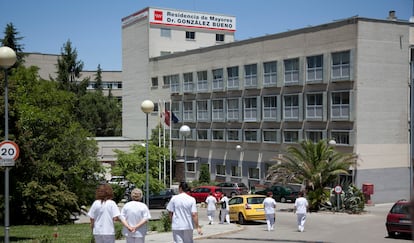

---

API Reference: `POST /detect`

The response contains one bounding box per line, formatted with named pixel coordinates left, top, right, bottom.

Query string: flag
left=164, top=109, right=179, bottom=126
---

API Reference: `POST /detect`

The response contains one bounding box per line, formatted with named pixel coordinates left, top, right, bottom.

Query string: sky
left=1, top=0, right=412, bottom=71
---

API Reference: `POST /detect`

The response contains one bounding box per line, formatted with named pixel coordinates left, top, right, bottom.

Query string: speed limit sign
left=0, top=141, right=19, bottom=161
left=334, top=185, right=342, bottom=194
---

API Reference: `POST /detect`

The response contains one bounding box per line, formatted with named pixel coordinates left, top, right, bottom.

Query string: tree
left=267, top=139, right=357, bottom=211
left=112, top=143, right=169, bottom=194
left=198, top=164, right=210, bottom=184
left=0, top=23, right=25, bottom=67
left=95, top=64, right=103, bottom=92
left=1, top=65, right=103, bottom=224
left=53, top=40, right=88, bottom=95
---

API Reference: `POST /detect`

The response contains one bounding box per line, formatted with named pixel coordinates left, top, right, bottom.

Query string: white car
left=108, top=176, right=129, bottom=187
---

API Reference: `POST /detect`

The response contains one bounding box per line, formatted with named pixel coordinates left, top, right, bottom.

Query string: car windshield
left=390, top=203, right=410, bottom=215
left=247, top=197, right=265, bottom=204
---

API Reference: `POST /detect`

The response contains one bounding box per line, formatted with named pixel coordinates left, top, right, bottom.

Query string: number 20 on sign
left=0, top=141, right=19, bottom=161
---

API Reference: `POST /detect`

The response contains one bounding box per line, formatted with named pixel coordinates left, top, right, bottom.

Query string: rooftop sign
left=148, top=8, right=236, bottom=32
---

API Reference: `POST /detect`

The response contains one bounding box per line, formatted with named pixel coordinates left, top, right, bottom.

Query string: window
left=244, top=64, right=257, bottom=87
left=227, top=129, right=240, bottom=141
left=244, top=130, right=258, bottom=142
left=216, top=164, right=226, bottom=175
left=284, top=130, right=299, bottom=143
left=183, top=72, right=193, bottom=92
left=263, top=61, right=277, bottom=86
left=331, top=91, right=350, bottom=119
left=166, top=74, right=179, bottom=92
left=212, top=129, right=224, bottom=141
left=244, top=97, right=257, bottom=121
left=187, top=162, right=195, bottom=172
left=231, top=165, right=241, bottom=177
left=212, top=69, right=224, bottom=90
left=263, top=130, right=278, bottom=143
left=212, top=99, right=224, bottom=120
left=151, top=77, right=158, bottom=87
left=161, top=28, right=171, bottom=37
left=263, top=96, right=277, bottom=120
left=197, top=71, right=208, bottom=92
left=186, top=31, right=195, bottom=40
left=306, top=131, right=323, bottom=143
left=284, top=58, right=299, bottom=84
left=284, top=95, right=299, bottom=120
left=216, top=34, right=224, bottom=42
left=332, top=51, right=350, bottom=80
left=197, top=100, right=208, bottom=121
left=248, top=167, right=259, bottom=179
left=197, top=129, right=209, bottom=140
left=227, top=66, right=239, bottom=89
left=227, top=98, right=239, bottom=120
left=331, top=131, right=350, bottom=145
left=306, top=93, right=323, bottom=119
left=171, top=129, right=180, bottom=139
left=160, top=51, right=172, bottom=56
left=183, top=101, right=194, bottom=121
left=307, top=55, right=323, bottom=82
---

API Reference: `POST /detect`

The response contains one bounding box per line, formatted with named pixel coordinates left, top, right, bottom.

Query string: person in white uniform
left=219, top=194, right=230, bottom=224
left=119, top=188, right=151, bottom=243
left=205, top=192, right=217, bottom=225
left=263, top=191, right=277, bottom=231
left=294, top=191, right=309, bottom=232
left=167, top=182, right=203, bottom=243
left=88, top=184, right=121, bottom=243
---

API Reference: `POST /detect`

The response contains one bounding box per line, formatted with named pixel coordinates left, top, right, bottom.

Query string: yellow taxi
left=228, top=194, right=266, bottom=224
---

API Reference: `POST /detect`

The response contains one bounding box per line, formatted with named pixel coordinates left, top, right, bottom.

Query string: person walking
left=219, top=193, right=230, bottom=224
left=205, top=192, right=217, bottom=225
left=166, top=182, right=203, bottom=243
left=294, top=191, right=309, bottom=232
left=119, top=188, right=151, bottom=243
left=263, top=191, right=277, bottom=231
left=87, top=184, right=121, bottom=243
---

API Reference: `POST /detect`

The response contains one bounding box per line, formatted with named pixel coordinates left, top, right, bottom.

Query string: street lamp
left=179, top=125, right=191, bottom=182
left=141, top=100, right=154, bottom=206
left=236, top=145, right=243, bottom=177
left=0, top=46, right=17, bottom=243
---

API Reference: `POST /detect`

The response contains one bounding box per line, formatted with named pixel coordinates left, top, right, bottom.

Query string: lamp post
left=236, top=145, right=243, bottom=178
left=179, top=125, right=191, bottom=182
left=141, top=100, right=154, bottom=206
left=0, top=46, right=17, bottom=243
left=328, top=139, right=341, bottom=211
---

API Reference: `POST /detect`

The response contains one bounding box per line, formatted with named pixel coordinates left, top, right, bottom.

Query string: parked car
left=148, top=188, right=177, bottom=209
left=188, top=185, right=223, bottom=203
left=255, top=184, right=297, bottom=203
left=228, top=194, right=266, bottom=224
left=108, top=176, right=129, bottom=187
left=385, top=199, right=412, bottom=238
left=216, top=182, right=249, bottom=197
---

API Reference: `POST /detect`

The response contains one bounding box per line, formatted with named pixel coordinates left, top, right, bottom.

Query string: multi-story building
left=123, top=7, right=414, bottom=203
left=24, top=53, right=123, bottom=100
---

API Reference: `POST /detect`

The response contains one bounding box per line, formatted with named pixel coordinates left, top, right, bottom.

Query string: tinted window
left=391, top=203, right=410, bottom=215
left=247, top=197, right=265, bottom=204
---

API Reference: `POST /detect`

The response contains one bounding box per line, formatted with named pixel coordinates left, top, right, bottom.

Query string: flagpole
left=158, top=100, right=162, bottom=181
left=169, top=100, right=173, bottom=188
left=163, top=100, right=167, bottom=187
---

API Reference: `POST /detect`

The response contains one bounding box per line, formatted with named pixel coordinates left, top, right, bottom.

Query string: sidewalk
left=114, top=203, right=294, bottom=243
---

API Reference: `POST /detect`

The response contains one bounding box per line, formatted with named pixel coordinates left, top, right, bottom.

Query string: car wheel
left=238, top=213, right=245, bottom=225
left=280, top=197, right=287, bottom=203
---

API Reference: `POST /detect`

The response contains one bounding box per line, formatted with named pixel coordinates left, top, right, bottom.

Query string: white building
left=122, top=7, right=414, bottom=203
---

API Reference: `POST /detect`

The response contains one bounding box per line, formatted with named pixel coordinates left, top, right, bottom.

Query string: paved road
left=195, top=203, right=413, bottom=243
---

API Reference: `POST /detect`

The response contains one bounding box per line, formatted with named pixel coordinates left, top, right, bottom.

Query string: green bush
left=160, top=211, right=172, bottom=232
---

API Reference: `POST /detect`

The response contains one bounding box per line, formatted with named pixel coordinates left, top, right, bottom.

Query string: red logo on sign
left=154, top=10, right=163, bottom=21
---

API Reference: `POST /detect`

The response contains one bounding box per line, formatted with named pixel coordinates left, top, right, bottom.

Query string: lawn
left=0, top=220, right=163, bottom=242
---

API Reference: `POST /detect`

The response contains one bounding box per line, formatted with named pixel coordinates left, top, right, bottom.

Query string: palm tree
left=267, top=139, right=357, bottom=210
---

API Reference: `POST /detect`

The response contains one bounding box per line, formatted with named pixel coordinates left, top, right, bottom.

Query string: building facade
left=123, top=7, right=414, bottom=203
